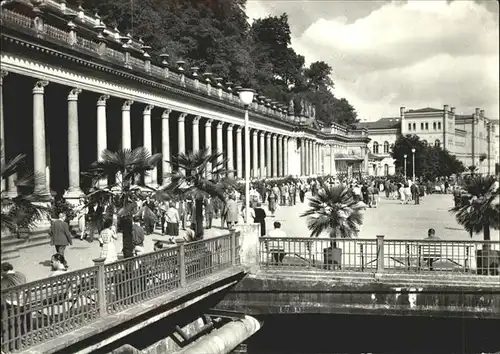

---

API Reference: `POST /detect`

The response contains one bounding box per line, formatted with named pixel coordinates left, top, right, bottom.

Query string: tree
left=304, top=61, right=333, bottom=91
left=84, top=147, right=161, bottom=258
left=159, top=149, right=228, bottom=240
left=1, top=147, right=51, bottom=234
left=301, top=183, right=363, bottom=244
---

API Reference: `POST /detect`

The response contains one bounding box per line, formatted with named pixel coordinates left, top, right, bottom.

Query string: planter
left=476, top=248, right=500, bottom=275
left=323, top=246, right=342, bottom=270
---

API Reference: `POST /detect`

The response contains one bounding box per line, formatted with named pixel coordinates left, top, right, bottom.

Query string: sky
left=245, top=0, right=499, bottom=122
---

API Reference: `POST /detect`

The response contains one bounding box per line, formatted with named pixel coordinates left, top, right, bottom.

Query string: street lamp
left=411, top=148, right=416, bottom=182
left=238, top=88, right=255, bottom=224
left=403, top=154, right=407, bottom=179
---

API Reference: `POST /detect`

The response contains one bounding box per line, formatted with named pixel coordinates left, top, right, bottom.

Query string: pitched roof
left=406, top=107, right=442, bottom=113
left=355, top=117, right=401, bottom=130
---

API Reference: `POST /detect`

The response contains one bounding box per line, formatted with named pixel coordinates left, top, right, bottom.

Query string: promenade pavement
left=7, top=192, right=499, bottom=282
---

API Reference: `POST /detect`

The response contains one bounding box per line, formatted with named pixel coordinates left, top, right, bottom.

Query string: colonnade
left=0, top=72, right=336, bottom=203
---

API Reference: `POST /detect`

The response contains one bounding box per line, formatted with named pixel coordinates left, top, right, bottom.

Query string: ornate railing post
left=231, top=231, right=237, bottom=265
left=177, top=240, right=187, bottom=286
left=376, top=235, right=385, bottom=273
left=93, top=257, right=108, bottom=317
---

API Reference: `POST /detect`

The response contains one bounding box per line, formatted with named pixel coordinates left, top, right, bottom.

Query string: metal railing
left=1, top=232, right=240, bottom=353
left=259, top=236, right=500, bottom=276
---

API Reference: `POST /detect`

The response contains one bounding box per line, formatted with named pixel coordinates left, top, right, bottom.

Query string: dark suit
left=204, top=199, right=214, bottom=229
left=49, top=219, right=72, bottom=256
left=411, top=184, right=420, bottom=204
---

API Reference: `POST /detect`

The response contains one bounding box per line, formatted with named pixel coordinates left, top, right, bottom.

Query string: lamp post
left=238, top=88, right=255, bottom=224
left=411, top=148, right=416, bottom=182
left=403, top=154, right=407, bottom=179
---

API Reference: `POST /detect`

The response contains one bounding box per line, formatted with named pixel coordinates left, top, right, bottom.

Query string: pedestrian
left=98, top=218, right=118, bottom=264
left=299, top=183, right=306, bottom=203
left=132, top=216, right=145, bottom=256
left=267, top=221, right=287, bottom=264
left=226, top=195, right=239, bottom=230
left=50, top=253, right=68, bottom=276
left=268, top=190, right=277, bottom=217
left=49, top=212, right=73, bottom=257
left=165, top=202, right=180, bottom=236
left=411, top=182, right=419, bottom=205
left=76, top=197, right=88, bottom=240
left=251, top=202, right=267, bottom=236
left=204, top=196, right=214, bottom=229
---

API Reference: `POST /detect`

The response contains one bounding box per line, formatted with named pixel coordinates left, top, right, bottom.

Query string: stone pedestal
left=234, top=223, right=260, bottom=272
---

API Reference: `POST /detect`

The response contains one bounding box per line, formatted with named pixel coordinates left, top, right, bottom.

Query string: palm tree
left=450, top=176, right=499, bottom=275
left=158, top=148, right=229, bottom=240
left=301, top=183, right=364, bottom=267
left=1, top=146, right=51, bottom=235
left=84, top=147, right=161, bottom=258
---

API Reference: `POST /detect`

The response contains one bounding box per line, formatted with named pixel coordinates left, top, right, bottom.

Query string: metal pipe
left=176, top=315, right=262, bottom=354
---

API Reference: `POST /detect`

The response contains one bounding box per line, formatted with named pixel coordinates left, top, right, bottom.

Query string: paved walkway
left=7, top=193, right=499, bottom=282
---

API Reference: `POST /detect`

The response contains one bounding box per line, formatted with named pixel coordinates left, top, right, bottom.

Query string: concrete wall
left=216, top=272, right=500, bottom=319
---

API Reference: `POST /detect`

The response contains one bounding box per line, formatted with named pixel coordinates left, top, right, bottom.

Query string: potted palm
left=158, top=148, right=228, bottom=240
left=301, top=183, right=364, bottom=269
left=83, top=147, right=161, bottom=258
left=450, top=176, right=500, bottom=275
left=1, top=149, right=52, bottom=237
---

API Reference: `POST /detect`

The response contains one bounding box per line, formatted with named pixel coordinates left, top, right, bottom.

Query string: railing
left=1, top=232, right=240, bottom=353
left=259, top=236, right=500, bottom=276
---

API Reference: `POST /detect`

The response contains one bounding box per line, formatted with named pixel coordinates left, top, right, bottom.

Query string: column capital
left=192, top=115, right=201, bottom=124
left=162, top=109, right=172, bottom=119
left=143, top=104, right=154, bottom=114
left=205, top=119, right=213, bottom=127
left=235, top=126, right=242, bottom=133
left=252, top=129, right=258, bottom=137
left=216, top=121, right=223, bottom=129
left=0, top=70, right=8, bottom=84
left=272, top=134, right=278, bottom=140
left=67, top=88, right=82, bottom=101
left=97, top=94, right=110, bottom=106
left=122, top=100, right=134, bottom=110
left=178, top=112, right=187, bottom=122
left=227, top=123, right=234, bottom=131
left=266, top=132, right=272, bottom=139
left=33, top=80, right=49, bottom=94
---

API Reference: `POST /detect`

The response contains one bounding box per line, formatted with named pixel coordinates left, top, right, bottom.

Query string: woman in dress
left=76, top=197, right=88, bottom=240
left=268, top=191, right=277, bottom=217
left=251, top=203, right=267, bottom=236
left=99, top=218, right=118, bottom=264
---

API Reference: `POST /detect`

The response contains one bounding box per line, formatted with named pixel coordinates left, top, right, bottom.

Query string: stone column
left=308, top=140, right=313, bottom=176
left=161, top=109, right=171, bottom=185
left=64, top=88, right=83, bottom=201
left=178, top=113, right=186, bottom=155
left=227, top=124, right=234, bottom=178
left=96, top=95, right=110, bottom=160
left=121, top=100, right=133, bottom=150
left=330, top=144, right=335, bottom=176
left=0, top=70, right=7, bottom=193
left=259, top=132, right=265, bottom=179
left=272, top=134, right=278, bottom=178
left=33, top=80, right=49, bottom=195
left=284, top=136, right=289, bottom=176
left=266, top=133, right=272, bottom=178
left=277, top=135, right=283, bottom=177
left=206, top=119, right=213, bottom=175
left=192, top=116, right=200, bottom=152
left=216, top=121, right=223, bottom=166
left=236, top=126, right=242, bottom=179
left=252, top=130, right=258, bottom=178
left=143, top=105, right=155, bottom=186
left=301, top=139, right=306, bottom=176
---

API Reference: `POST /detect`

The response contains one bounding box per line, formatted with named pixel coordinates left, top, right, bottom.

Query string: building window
left=425, top=122, right=429, bottom=130
left=408, top=123, right=411, bottom=131
left=421, top=122, right=424, bottom=130
left=373, top=141, right=379, bottom=154
left=433, top=122, right=436, bottom=130
left=438, top=122, right=441, bottom=129
left=384, top=164, right=389, bottom=176
left=413, top=123, right=416, bottom=130
left=383, top=141, right=390, bottom=153
left=435, top=139, right=441, bottom=147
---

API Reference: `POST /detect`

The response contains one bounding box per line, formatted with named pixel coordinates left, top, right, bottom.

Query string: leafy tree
left=1, top=147, right=51, bottom=234
left=304, top=61, right=334, bottom=91
left=300, top=183, right=364, bottom=248
left=84, top=147, right=161, bottom=258
left=158, top=149, right=228, bottom=240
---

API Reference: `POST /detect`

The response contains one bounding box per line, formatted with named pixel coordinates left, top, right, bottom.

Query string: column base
left=64, top=188, right=84, bottom=205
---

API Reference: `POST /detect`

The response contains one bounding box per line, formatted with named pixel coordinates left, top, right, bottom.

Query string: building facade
left=358, top=106, right=499, bottom=176
left=0, top=1, right=371, bottom=203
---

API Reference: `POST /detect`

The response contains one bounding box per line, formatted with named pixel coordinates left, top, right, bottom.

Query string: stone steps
left=1, top=228, right=51, bottom=260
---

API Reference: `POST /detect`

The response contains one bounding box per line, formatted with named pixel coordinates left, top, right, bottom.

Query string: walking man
left=49, top=213, right=73, bottom=257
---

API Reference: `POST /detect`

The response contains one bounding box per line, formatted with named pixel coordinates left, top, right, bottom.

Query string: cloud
left=246, top=0, right=499, bottom=121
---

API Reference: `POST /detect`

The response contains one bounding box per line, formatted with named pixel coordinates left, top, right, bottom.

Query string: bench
left=419, top=244, right=442, bottom=270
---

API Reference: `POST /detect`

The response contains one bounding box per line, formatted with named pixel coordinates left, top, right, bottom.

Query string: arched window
left=438, top=122, right=441, bottom=129
left=425, top=122, right=429, bottom=130
left=435, top=139, right=441, bottom=147
left=433, top=122, right=436, bottom=130
left=384, top=164, right=389, bottom=176
left=421, top=122, right=424, bottom=130
left=383, top=141, right=389, bottom=153
left=373, top=141, right=379, bottom=154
